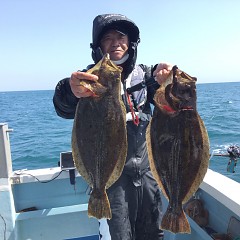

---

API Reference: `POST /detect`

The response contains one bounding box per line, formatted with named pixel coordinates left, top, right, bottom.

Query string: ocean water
left=0, top=82, right=240, bottom=183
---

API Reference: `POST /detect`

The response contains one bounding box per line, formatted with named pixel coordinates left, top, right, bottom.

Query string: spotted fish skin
left=72, top=54, right=127, bottom=219
left=146, top=66, right=209, bottom=233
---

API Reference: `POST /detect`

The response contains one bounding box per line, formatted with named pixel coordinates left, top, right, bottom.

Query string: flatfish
left=72, top=54, right=127, bottom=219
left=146, top=66, right=209, bottom=233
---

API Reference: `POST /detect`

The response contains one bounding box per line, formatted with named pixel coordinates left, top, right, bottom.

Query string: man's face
left=100, top=30, right=129, bottom=61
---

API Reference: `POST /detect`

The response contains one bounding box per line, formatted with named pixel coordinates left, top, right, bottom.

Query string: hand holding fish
left=153, top=63, right=173, bottom=85
left=70, top=71, right=98, bottom=98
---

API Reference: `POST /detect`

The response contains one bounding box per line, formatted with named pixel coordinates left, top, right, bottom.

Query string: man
left=53, top=13, right=172, bottom=240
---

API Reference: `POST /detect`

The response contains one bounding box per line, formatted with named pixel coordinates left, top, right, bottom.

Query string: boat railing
left=0, top=123, right=13, bottom=179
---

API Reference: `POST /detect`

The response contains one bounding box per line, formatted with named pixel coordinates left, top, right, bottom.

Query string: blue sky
left=1, top=0, right=240, bottom=91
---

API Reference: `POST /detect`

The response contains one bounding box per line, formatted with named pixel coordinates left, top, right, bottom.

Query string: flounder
left=72, top=54, right=127, bottom=219
left=146, top=66, right=209, bottom=233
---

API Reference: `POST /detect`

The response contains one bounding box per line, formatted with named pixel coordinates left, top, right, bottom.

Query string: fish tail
left=161, top=205, right=191, bottom=233
left=88, top=189, right=112, bottom=220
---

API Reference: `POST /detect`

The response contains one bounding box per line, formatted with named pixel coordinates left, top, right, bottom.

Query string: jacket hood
left=91, top=14, right=140, bottom=49
left=90, top=14, right=140, bottom=78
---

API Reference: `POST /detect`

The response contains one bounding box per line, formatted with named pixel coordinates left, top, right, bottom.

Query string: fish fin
left=183, top=114, right=210, bottom=203
left=161, top=205, right=191, bottom=234
left=146, top=123, right=169, bottom=199
left=88, top=189, right=112, bottom=220
left=106, top=117, right=127, bottom=189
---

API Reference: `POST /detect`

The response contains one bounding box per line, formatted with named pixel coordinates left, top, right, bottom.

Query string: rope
left=126, top=92, right=139, bottom=126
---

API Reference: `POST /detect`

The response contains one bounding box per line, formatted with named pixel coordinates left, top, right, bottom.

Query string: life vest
left=121, top=65, right=152, bottom=123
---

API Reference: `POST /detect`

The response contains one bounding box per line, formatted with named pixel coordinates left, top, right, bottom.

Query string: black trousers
left=106, top=171, right=164, bottom=240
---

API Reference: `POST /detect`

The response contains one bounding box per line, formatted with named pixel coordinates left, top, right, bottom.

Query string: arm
left=148, top=63, right=173, bottom=103
left=141, top=64, right=171, bottom=104
left=144, top=64, right=160, bottom=104
left=53, top=69, right=98, bottom=119
left=53, top=78, right=79, bottom=119
left=141, top=63, right=172, bottom=105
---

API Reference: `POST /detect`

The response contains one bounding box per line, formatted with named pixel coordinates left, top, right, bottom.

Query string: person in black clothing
left=53, top=14, right=172, bottom=240
left=227, top=145, right=239, bottom=173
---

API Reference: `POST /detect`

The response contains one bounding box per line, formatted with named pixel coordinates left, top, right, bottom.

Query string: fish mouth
left=180, top=106, right=194, bottom=111
left=162, top=104, right=194, bottom=113
left=167, top=93, right=195, bottom=112
left=178, top=98, right=196, bottom=111
left=177, top=102, right=195, bottom=111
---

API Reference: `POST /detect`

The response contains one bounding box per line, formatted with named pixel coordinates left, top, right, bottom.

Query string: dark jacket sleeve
left=140, top=64, right=160, bottom=104
left=53, top=78, right=79, bottom=119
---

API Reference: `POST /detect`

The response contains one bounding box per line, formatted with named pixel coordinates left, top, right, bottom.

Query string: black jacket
left=53, top=64, right=159, bottom=184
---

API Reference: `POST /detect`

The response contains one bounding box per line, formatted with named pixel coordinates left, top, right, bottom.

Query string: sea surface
left=1, top=82, right=240, bottom=183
